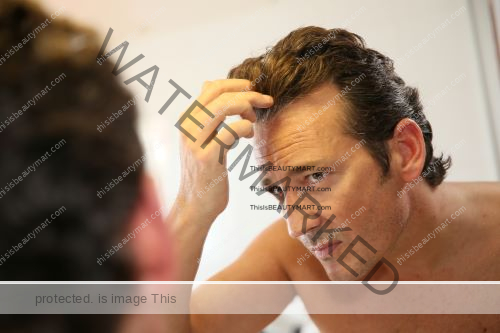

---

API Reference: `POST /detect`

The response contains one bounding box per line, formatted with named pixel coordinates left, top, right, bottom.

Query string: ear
left=389, top=118, right=426, bottom=183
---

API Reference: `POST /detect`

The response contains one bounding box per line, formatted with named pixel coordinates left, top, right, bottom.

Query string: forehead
left=254, top=83, right=348, bottom=166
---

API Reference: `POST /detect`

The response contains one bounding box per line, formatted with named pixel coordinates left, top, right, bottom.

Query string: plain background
left=42, top=0, right=500, bottom=331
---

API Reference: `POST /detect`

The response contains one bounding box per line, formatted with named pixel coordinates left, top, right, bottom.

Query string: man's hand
left=168, top=78, right=273, bottom=281
left=175, top=79, right=274, bottom=222
left=164, top=79, right=282, bottom=332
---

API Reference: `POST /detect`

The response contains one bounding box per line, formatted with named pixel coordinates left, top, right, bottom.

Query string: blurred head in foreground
left=0, top=0, right=171, bottom=331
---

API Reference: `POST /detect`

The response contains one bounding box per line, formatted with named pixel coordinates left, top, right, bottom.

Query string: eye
left=266, top=186, right=284, bottom=200
left=306, top=172, right=326, bottom=184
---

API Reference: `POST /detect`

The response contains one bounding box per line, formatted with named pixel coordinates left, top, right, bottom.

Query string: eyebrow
left=259, top=159, right=330, bottom=187
left=257, top=160, right=329, bottom=172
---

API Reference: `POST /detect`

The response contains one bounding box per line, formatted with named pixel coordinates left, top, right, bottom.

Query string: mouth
left=311, top=240, right=342, bottom=260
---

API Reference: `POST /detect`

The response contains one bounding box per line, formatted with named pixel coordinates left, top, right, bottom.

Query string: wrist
left=167, top=196, right=214, bottom=234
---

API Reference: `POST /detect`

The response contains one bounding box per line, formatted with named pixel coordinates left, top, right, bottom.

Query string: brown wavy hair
left=228, top=26, right=451, bottom=187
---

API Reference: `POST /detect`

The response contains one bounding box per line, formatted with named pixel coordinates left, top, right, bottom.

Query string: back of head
left=0, top=0, right=144, bottom=331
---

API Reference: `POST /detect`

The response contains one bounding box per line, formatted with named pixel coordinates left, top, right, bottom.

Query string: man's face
left=254, top=83, right=408, bottom=281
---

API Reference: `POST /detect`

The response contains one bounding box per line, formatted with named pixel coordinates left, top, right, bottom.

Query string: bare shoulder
left=450, top=181, right=500, bottom=225
left=456, top=181, right=500, bottom=197
left=207, top=218, right=306, bottom=281
left=446, top=182, right=500, bottom=279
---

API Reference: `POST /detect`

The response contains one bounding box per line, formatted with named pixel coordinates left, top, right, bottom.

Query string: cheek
left=127, top=199, right=174, bottom=281
left=350, top=185, right=405, bottom=252
left=131, top=218, right=173, bottom=281
left=327, top=166, right=403, bottom=249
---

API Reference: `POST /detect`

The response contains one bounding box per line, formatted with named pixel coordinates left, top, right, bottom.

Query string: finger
left=198, top=79, right=256, bottom=105
left=206, top=119, right=254, bottom=158
left=196, top=92, right=272, bottom=143
left=177, top=80, right=254, bottom=124
left=208, top=91, right=273, bottom=120
left=227, top=119, right=255, bottom=139
left=191, top=91, right=265, bottom=129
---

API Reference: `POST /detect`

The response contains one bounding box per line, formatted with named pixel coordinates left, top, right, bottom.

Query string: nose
left=283, top=191, right=324, bottom=238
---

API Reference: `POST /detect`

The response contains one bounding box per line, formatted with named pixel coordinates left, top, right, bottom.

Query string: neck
left=385, top=182, right=459, bottom=280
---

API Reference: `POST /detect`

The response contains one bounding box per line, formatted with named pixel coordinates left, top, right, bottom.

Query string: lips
left=311, top=240, right=342, bottom=260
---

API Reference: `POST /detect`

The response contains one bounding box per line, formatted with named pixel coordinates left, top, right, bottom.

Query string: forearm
left=160, top=78, right=270, bottom=332
left=169, top=198, right=213, bottom=281
left=162, top=198, right=215, bottom=333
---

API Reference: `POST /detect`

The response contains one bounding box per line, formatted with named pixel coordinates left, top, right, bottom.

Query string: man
left=169, top=27, right=500, bottom=331
left=0, top=1, right=172, bottom=332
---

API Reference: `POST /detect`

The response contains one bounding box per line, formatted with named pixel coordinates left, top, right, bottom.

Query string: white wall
left=42, top=0, right=499, bottom=330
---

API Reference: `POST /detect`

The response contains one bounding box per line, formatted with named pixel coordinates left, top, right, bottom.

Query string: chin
left=321, top=259, right=358, bottom=281
left=321, top=257, right=379, bottom=281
